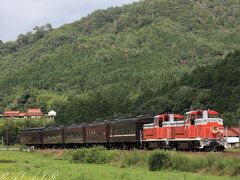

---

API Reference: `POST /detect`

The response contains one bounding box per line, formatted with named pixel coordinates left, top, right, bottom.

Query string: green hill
left=0, top=0, right=240, bottom=124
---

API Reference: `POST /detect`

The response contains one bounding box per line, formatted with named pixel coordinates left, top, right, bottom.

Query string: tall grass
left=119, top=150, right=148, bottom=168
left=148, top=150, right=240, bottom=176
left=71, top=148, right=240, bottom=176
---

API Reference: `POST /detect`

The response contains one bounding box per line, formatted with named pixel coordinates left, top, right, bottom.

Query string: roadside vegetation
left=0, top=148, right=238, bottom=180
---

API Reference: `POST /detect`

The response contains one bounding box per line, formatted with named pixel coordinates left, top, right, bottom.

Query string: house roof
left=27, top=109, right=43, bottom=116
left=4, top=111, right=20, bottom=117
left=19, top=112, right=27, bottom=117
left=224, top=127, right=240, bottom=137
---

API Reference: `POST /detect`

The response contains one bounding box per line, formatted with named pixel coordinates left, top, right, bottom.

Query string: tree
left=33, top=26, right=45, bottom=41
left=16, top=34, right=28, bottom=46
left=45, top=23, right=53, bottom=31
left=172, top=86, right=195, bottom=113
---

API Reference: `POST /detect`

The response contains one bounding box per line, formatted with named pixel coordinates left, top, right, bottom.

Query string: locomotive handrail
left=162, top=121, right=185, bottom=127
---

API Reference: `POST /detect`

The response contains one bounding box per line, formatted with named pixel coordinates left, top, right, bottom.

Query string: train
left=19, top=109, right=225, bottom=151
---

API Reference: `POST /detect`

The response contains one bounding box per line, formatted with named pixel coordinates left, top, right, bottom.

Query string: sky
left=0, top=0, right=138, bottom=42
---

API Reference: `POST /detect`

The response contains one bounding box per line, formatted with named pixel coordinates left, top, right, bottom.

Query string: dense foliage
left=0, top=0, right=240, bottom=125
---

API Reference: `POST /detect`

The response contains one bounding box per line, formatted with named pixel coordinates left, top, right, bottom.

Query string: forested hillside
left=0, top=0, right=240, bottom=125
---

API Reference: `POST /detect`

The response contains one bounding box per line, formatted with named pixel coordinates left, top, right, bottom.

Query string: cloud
left=0, top=0, right=138, bottom=42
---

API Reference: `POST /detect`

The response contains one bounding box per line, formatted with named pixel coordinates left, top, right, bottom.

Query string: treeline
left=0, top=0, right=240, bottom=126
left=56, top=51, right=240, bottom=126
left=0, top=23, right=52, bottom=55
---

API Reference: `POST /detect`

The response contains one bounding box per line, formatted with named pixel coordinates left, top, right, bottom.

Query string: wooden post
left=6, top=118, right=9, bottom=149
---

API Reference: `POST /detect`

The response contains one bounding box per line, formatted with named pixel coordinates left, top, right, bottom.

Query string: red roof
left=19, top=112, right=27, bottom=117
left=27, top=109, right=43, bottom=116
left=4, top=111, right=20, bottom=117
left=224, top=127, right=240, bottom=137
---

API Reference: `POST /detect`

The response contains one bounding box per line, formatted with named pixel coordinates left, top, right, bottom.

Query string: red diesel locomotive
left=142, top=110, right=225, bottom=151
left=20, top=109, right=225, bottom=151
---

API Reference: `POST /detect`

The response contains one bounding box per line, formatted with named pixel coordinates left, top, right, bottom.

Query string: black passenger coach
left=19, top=116, right=154, bottom=149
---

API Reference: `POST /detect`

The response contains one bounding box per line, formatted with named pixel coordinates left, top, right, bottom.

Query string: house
left=224, top=127, right=240, bottom=148
left=18, top=112, right=27, bottom=118
left=3, top=111, right=20, bottom=119
left=48, top=110, right=57, bottom=118
left=27, top=108, right=44, bottom=118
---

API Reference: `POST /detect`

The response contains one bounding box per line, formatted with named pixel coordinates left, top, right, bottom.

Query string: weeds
left=71, top=147, right=240, bottom=176
left=148, top=150, right=240, bottom=176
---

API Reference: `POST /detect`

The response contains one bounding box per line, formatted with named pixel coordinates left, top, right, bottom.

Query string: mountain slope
left=0, top=0, right=240, bottom=123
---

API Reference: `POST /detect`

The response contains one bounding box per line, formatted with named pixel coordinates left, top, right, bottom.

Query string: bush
left=148, top=150, right=170, bottom=171
left=72, top=146, right=117, bottom=164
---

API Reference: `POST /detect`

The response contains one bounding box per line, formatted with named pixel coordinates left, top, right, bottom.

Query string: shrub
left=72, top=146, right=117, bottom=164
left=148, top=150, right=170, bottom=171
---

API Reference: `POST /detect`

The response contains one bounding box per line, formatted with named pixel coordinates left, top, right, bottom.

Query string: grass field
left=0, top=150, right=238, bottom=180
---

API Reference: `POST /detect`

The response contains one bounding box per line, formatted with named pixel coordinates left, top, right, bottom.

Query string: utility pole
left=226, top=125, right=228, bottom=148
left=6, top=118, right=9, bottom=150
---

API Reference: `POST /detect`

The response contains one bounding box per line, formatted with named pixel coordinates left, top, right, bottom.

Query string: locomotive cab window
left=184, top=114, right=189, bottom=122
left=190, top=114, right=195, bottom=125
left=164, top=115, right=169, bottom=122
left=154, top=117, right=158, bottom=125
left=159, top=117, right=163, bottom=127
left=196, top=111, right=202, bottom=119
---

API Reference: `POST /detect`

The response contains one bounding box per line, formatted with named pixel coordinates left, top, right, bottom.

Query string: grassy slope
left=0, top=0, right=240, bottom=115
left=0, top=150, right=236, bottom=180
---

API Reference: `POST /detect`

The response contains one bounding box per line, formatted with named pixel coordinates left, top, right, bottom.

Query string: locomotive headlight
left=211, top=126, right=218, bottom=134
left=205, top=138, right=208, bottom=142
